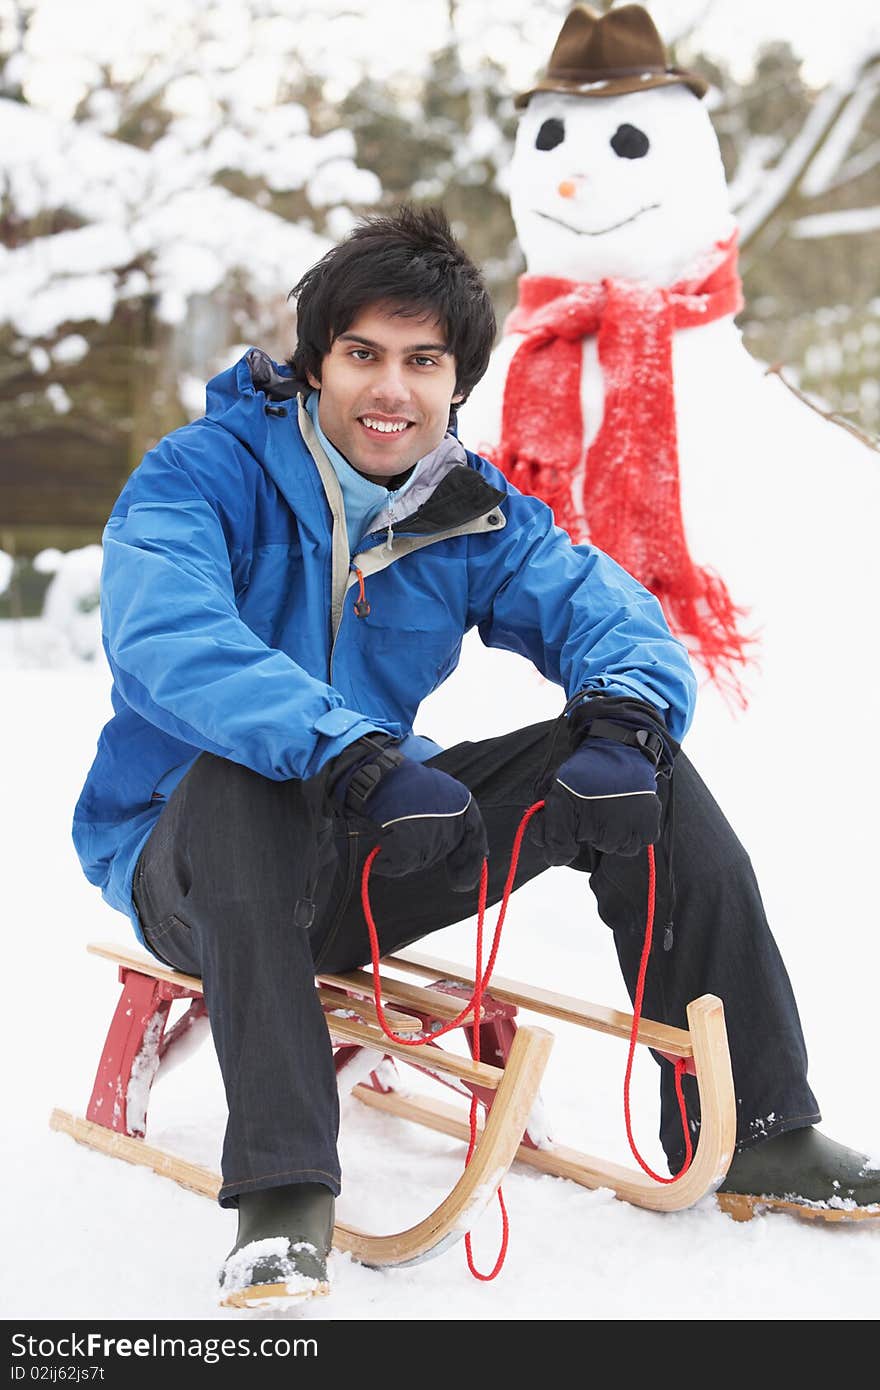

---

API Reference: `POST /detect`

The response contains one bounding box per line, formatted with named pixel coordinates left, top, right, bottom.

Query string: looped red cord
left=359, top=807, right=693, bottom=1279
left=623, top=844, right=694, bottom=1181
left=361, top=801, right=544, bottom=1278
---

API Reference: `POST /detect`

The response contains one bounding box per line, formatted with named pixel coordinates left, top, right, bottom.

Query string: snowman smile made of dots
left=511, top=87, right=733, bottom=285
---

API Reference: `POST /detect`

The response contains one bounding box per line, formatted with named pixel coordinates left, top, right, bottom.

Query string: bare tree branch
left=822, top=135, right=880, bottom=195
left=764, top=362, right=880, bottom=452
left=801, top=74, right=880, bottom=196
left=791, top=205, right=880, bottom=238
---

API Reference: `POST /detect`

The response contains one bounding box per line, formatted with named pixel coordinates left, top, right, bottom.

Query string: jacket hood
left=205, top=348, right=295, bottom=411
left=204, top=347, right=296, bottom=436
left=245, top=347, right=299, bottom=401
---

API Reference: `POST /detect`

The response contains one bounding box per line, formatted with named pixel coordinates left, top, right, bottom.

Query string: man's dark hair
left=286, top=205, right=496, bottom=406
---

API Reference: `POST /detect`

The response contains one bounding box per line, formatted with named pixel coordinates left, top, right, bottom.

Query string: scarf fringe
left=655, top=569, right=759, bottom=713
left=499, top=446, right=583, bottom=538
left=494, top=440, right=758, bottom=711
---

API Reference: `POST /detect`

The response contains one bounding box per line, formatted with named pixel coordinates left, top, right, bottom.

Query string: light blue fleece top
left=305, top=391, right=420, bottom=551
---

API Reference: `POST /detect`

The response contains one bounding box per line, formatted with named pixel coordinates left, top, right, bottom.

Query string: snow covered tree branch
left=735, top=53, right=880, bottom=249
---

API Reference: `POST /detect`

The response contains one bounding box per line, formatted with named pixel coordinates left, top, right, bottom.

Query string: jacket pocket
left=150, top=760, right=194, bottom=804
left=358, top=623, right=461, bottom=693
left=143, top=912, right=199, bottom=975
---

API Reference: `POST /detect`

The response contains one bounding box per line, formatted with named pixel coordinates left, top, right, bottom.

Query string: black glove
left=327, top=734, right=488, bottom=891
left=531, top=695, right=674, bottom=863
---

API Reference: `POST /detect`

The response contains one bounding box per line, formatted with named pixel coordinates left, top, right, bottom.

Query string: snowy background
left=3, top=620, right=880, bottom=1322
left=3, top=0, right=880, bottom=1325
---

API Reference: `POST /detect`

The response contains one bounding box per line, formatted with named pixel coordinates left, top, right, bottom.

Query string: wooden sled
left=50, top=939, right=738, bottom=1272
left=51, top=941, right=553, bottom=1269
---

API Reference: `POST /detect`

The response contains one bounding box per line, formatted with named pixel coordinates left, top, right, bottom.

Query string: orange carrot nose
left=558, top=180, right=578, bottom=199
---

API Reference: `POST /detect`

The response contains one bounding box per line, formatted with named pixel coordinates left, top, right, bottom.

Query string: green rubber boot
left=219, top=1182, right=335, bottom=1307
left=717, top=1127, right=880, bottom=1223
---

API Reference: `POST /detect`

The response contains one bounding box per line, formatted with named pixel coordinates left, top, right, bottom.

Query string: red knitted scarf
left=494, top=234, right=755, bottom=705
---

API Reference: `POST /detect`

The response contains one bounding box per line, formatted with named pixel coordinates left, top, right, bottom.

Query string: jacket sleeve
left=101, top=449, right=393, bottom=781
left=465, top=457, right=697, bottom=742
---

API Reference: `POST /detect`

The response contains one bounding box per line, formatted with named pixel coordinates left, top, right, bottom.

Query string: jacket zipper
left=328, top=507, right=504, bottom=684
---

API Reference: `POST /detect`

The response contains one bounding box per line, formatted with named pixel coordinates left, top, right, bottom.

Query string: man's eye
left=413, top=356, right=437, bottom=368
left=350, top=349, right=373, bottom=361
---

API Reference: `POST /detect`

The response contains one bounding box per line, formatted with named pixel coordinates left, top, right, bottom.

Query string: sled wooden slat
left=88, top=940, right=502, bottom=1083
left=317, top=967, right=484, bottom=1023
left=319, top=994, right=421, bottom=1036
left=384, top=948, right=694, bottom=1057
left=328, top=1014, right=505, bottom=1088
left=87, top=939, right=423, bottom=1034
left=50, top=1109, right=221, bottom=1199
left=88, top=940, right=203, bottom=991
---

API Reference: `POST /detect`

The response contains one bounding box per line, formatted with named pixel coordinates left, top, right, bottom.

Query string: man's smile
left=358, top=414, right=415, bottom=436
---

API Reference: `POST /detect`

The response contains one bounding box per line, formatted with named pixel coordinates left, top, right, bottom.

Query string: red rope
left=622, top=844, right=694, bottom=1181
left=359, top=806, right=692, bottom=1280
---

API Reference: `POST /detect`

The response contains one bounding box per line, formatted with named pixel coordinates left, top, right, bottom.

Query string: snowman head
left=510, top=88, right=734, bottom=285
left=510, top=5, right=735, bottom=285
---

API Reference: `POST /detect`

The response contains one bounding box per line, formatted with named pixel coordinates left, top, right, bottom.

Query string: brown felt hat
left=514, top=4, right=708, bottom=109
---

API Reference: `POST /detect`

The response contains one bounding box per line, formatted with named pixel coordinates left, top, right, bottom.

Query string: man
left=73, top=206, right=879, bottom=1307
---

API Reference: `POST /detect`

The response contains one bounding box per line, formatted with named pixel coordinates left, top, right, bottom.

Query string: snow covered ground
left=2, top=618, right=879, bottom=1324
left=3, top=0, right=879, bottom=1341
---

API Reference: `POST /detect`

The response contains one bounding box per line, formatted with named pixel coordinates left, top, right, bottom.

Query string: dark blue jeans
left=132, top=719, right=820, bottom=1206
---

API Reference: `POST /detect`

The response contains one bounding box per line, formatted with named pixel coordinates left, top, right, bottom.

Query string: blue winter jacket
left=72, top=348, right=697, bottom=944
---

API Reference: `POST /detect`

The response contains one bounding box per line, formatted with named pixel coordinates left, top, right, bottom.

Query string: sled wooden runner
left=371, top=947, right=738, bottom=1214
left=50, top=941, right=554, bottom=1268
left=50, top=937, right=739, bottom=1271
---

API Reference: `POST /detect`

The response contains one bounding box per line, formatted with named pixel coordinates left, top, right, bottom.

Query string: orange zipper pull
left=353, top=566, right=370, bottom=618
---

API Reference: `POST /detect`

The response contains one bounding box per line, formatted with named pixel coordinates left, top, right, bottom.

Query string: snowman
left=442, top=3, right=880, bottom=967
left=458, top=3, right=880, bottom=721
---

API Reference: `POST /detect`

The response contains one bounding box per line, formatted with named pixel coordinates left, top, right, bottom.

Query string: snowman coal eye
left=535, top=118, right=565, bottom=151
left=610, top=124, right=650, bottom=159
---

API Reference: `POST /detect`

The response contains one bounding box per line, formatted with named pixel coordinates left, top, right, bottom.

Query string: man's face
left=307, top=303, right=462, bottom=484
